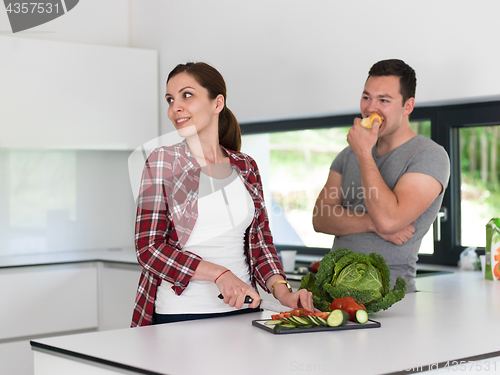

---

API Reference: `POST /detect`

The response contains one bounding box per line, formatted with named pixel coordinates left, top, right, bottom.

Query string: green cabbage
left=300, top=248, right=406, bottom=314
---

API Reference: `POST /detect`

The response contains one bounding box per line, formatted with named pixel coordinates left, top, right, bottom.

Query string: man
left=313, top=59, right=450, bottom=292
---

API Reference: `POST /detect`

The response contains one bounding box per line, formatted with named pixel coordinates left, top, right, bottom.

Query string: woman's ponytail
left=218, top=107, right=241, bottom=152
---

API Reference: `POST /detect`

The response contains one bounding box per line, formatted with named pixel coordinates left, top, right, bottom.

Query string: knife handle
left=217, top=293, right=254, bottom=304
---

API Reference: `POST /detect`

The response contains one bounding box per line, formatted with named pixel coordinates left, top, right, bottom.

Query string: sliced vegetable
left=264, top=320, right=282, bottom=326
left=292, top=308, right=311, bottom=317
left=311, top=311, right=331, bottom=320
left=326, top=309, right=350, bottom=327
left=305, top=315, right=320, bottom=326
left=280, top=316, right=312, bottom=328
left=269, top=306, right=360, bottom=330
left=293, top=316, right=310, bottom=325
left=316, top=316, right=328, bottom=326
left=354, top=309, right=369, bottom=324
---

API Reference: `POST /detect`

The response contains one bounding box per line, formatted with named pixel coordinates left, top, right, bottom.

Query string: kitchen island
left=31, top=271, right=500, bottom=375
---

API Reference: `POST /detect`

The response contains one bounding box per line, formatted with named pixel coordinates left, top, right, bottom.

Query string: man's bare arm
left=312, top=170, right=376, bottom=236
left=313, top=170, right=416, bottom=245
left=348, top=120, right=443, bottom=234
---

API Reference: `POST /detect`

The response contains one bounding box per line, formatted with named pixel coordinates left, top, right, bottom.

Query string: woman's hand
left=192, top=261, right=261, bottom=310
left=215, top=270, right=261, bottom=310
left=266, top=275, right=317, bottom=312
left=277, top=288, right=317, bottom=313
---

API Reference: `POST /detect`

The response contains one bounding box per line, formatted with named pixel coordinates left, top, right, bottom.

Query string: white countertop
left=31, top=271, right=500, bottom=375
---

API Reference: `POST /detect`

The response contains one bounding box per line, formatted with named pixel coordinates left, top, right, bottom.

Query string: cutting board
left=252, top=319, right=381, bottom=334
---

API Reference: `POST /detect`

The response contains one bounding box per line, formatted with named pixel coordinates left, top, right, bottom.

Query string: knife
left=217, top=293, right=290, bottom=313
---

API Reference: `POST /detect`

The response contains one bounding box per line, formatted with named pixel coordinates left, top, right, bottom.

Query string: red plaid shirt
left=131, top=140, right=284, bottom=327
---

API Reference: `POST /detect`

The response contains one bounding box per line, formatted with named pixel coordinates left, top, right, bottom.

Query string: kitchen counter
left=31, top=271, right=500, bottom=375
left=0, top=248, right=138, bottom=269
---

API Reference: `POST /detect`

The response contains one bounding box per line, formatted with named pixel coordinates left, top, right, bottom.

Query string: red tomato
left=330, top=296, right=352, bottom=311
left=312, top=312, right=330, bottom=320
left=330, top=297, right=366, bottom=321
left=292, top=308, right=310, bottom=317
left=310, top=261, right=320, bottom=273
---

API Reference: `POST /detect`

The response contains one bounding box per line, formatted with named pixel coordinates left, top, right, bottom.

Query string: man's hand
left=347, top=117, right=380, bottom=158
left=376, top=223, right=416, bottom=245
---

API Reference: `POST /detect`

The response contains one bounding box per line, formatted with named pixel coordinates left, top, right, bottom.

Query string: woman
left=131, top=62, right=314, bottom=327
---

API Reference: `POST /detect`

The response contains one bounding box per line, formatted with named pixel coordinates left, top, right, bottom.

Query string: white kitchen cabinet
left=0, top=262, right=98, bottom=375
left=0, top=36, right=158, bottom=150
left=0, top=340, right=34, bottom=375
left=97, top=262, right=141, bottom=331
left=0, top=253, right=142, bottom=375
left=0, top=263, right=98, bottom=341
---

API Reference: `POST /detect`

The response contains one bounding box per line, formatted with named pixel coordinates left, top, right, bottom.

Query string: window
left=425, top=101, right=500, bottom=265
left=459, top=126, right=500, bottom=247
left=268, top=127, right=349, bottom=248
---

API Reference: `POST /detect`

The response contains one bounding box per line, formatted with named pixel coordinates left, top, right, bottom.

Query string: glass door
left=459, top=125, right=500, bottom=248
left=424, top=101, right=500, bottom=265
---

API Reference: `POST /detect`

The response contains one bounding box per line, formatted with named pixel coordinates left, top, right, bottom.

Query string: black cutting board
left=252, top=319, right=381, bottom=334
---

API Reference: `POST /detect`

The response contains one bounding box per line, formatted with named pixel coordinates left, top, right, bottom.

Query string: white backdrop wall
left=2, top=0, right=499, bottom=133
left=128, top=0, right=500, bottom=133
left=0, top=0, right=130, bottom=46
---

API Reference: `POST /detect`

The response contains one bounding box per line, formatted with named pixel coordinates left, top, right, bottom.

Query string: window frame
left=241, top=100, right=500, bottom=266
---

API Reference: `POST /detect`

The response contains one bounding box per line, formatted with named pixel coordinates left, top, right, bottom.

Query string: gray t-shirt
left=330, top=135, right=450, bottom=292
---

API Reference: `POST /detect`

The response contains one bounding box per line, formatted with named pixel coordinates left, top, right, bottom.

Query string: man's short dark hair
left=368, top=59, right=416, bottom=105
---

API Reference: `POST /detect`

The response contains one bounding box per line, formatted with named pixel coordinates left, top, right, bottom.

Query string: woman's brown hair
left=167, top=62, right=241, bottom=152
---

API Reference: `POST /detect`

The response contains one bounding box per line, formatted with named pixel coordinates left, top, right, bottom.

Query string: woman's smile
left=175, top=117, right=191, bottom=127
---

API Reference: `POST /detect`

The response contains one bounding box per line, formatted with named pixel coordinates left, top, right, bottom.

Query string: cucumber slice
left=316, top=317, right=328, bottom=326
left=286, top=316, right=300, bottom=326
left=327, top=309, right=350, bottom=327
left=264, top=320, right=282, bottom=326
left=308, top=316, right=321, bottom=326
left=354, top=309, right=369, bottom=324
left=290, top=316, right=313, bottom=328
left=304, top=315, right=317, bottom=326
left=277, top=323, right=296, bottom=329
left=312, top=316, right=324, bottom=326
left=294, top=316, right=309, bottom=325
left=281, top=317, right=296, bottom=327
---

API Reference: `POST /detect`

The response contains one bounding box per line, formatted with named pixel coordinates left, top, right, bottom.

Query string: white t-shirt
left=155, top=168, right=255, bottom=314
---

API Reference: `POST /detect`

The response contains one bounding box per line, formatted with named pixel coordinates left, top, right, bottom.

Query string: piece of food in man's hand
left=360, top=113, right=383, bottom=129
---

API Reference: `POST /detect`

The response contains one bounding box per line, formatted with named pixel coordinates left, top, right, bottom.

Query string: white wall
left=0, top=0, right=130, bottom=47
left=128, top=0, right=500, bottom=132
left=2, top=0, right=499, bottom=132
